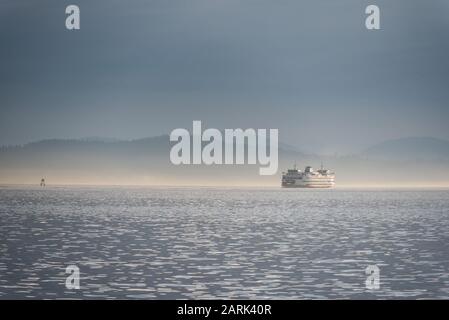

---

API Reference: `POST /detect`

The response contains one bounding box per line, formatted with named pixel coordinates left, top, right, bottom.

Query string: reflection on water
left=0, top=186, right=448, bottom=299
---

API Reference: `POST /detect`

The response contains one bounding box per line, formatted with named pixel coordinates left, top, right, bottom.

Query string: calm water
left=0, top=186, right=448, bottom=299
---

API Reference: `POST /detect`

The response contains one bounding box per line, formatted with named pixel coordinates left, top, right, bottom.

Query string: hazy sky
left=1, top=0, right=449, bottom=153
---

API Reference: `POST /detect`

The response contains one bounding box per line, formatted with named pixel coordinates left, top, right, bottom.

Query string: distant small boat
left=282, top=164, right=335, bottom=188
left=40, top=178, right=46, bottom=187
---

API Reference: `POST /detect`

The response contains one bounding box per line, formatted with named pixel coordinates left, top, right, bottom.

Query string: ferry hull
left=282, top=183, right=335, bottom=189
left=282, top=182, right=335, bottom=188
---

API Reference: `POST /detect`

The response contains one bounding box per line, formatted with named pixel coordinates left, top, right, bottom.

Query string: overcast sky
left=1, top=0, right=448, bottom=153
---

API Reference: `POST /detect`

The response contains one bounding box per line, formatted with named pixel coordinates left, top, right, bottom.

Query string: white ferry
left=281, top=164, right=335, bottom=188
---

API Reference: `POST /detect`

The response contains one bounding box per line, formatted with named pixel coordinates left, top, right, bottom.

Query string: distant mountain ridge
left=362, top=137, right=449, bottom=161
left=4, top=135, right=449, bottom=162
left=1, top=135, right=306, bottom=157
left=1, top=136, right=449, bottom=186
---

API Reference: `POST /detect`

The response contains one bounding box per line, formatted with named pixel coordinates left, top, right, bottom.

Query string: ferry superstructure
left=281, top=165, right=335, bottom=188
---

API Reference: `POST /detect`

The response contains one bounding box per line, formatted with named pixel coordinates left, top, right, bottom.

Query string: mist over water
left=1, top=186, right=448, bottom=299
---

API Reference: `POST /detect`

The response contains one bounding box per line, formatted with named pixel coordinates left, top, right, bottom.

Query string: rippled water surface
left=0, top=186, right=448, bottom=299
